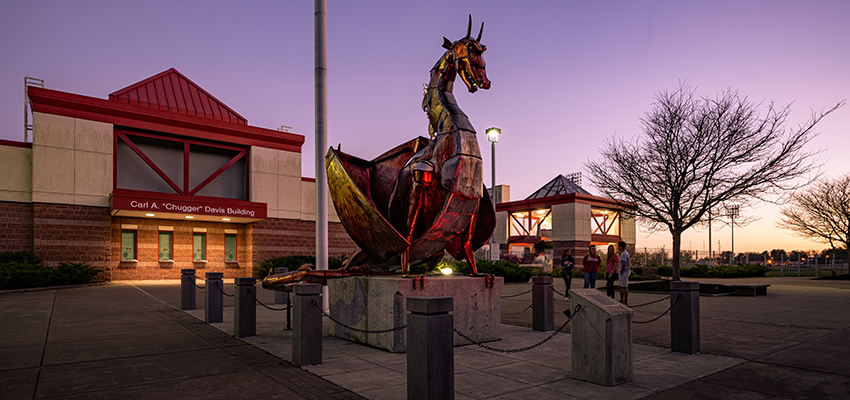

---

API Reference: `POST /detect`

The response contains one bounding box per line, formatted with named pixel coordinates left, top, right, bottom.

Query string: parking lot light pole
left=486, top=127, right=501, bottom=261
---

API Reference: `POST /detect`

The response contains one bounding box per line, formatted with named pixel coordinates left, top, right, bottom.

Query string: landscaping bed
left=628, top=279, right=736, bottom=295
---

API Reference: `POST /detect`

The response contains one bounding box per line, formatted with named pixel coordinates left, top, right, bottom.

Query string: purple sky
left=1, top=1, right=848, bottom=254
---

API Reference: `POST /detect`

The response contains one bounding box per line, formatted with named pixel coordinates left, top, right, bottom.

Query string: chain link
left=310, top=300, right=407, bottom=334
left=191, top=280, right=205, bottom=289
left=214, top=282, right=235, bottom=297
left=248, top=290, right=289, bottom=311
left=550, top=286, right=567, bottom=298
left=453, top=304, right=581, bottom=353
left=500, top=289, right=532, bottom=298
left=629, top=295, right=671, bottom=308
left=633, top=294, right=680, bottom=324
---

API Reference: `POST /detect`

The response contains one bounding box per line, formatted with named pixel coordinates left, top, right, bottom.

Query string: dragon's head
left=443, top=15, right=491, bottom=93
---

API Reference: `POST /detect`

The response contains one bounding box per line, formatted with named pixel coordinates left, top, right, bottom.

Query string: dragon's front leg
left=403, top=168, right=432, bottom=275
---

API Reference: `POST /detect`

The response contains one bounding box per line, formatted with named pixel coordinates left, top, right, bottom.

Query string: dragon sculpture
left=264, top=16, right=495, bottom=288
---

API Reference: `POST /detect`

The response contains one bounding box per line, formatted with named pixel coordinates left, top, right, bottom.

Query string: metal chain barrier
left=453, top=304, right=582, bottom=353
left=500, top=289, right=532, bottom=298
left=191, top=278, right=205, bottom=289
left=214, top=282, right=235, bottom=297
left=310, top=300, right=407, bottom=334
left=248, top=290, right=289, bottom=311
left=550, top=286, right=567, bottom=298
left=629, top=295, right=671, bottom=308
left=633, top=294, right=680, bottom=324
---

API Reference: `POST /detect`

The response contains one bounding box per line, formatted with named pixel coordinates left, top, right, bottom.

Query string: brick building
left=0, top=69, right=356, bottom=280
left=491, top=174, right=636, bottom=267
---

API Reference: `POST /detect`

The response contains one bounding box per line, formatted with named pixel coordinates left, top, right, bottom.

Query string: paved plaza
left=1, top=276, right=848, bottom=399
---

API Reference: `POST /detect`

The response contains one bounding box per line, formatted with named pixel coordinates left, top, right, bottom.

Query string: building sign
left=110, top=190, right=267, bottom=220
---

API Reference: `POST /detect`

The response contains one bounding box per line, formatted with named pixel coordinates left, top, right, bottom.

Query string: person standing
left=560, top=249, right=575, bottom=300
left=604, top=245, right=619, bottom=299
left=582, top=245, right=601, bottom=288
left=618, top=241, right=631, bottom=305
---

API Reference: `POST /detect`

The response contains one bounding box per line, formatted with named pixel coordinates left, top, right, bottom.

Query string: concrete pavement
left=1, top=275, right=849, bottom=399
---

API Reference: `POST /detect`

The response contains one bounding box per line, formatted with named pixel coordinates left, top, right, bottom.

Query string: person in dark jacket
left=560, top=249, right=575, bottom=300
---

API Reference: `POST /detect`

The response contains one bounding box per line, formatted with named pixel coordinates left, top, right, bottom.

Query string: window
left=193, top=233, right=206, bottom=261
left=121, top=230, right=137, bottom=261
left=224, top=233, right=237, bottom=261
left=159, top=231, right=173, bottom=261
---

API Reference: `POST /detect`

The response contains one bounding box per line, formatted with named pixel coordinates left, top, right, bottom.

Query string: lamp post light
left=486, top=127, right=500, bottom=261
left=726, top=204, right=740, bottom=265
left=708, top=187, right=713, bottom=265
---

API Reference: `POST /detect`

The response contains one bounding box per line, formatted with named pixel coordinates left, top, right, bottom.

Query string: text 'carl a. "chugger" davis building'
left=1, top=69, right=634, bottom=281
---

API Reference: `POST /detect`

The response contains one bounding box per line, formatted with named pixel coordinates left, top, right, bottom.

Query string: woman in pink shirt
left=604, top=245, right=620, bottom=299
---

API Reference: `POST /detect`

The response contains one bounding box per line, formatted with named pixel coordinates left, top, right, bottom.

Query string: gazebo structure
left=492, top=174, right=636, bottom=267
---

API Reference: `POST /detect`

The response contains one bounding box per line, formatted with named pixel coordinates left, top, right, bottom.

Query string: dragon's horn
left=466, top=14, right=472, bottom=38
left=477, top=22, right=484, bottom=42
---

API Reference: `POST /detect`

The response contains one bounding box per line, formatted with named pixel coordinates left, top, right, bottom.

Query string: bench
left=731, top=284, right=770, bottom=296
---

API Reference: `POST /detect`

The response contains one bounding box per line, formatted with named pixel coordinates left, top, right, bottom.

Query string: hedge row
left=0, top=251, right=103, bottom=290
left=658, top=264, right=770, bottom=278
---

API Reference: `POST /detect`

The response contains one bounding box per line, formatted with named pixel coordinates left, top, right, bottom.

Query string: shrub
left=656, top=263, right=769, bottom=278
left=0, top=253, right=103, bottom=290
left=254, top=255, right=347, bottom=278
left=452, top=259, right=537, bottom=283
left=551, top=267, right=584, bottom=278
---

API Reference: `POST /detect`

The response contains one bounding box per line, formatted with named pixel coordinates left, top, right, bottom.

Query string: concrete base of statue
left=327, top=275, right=504, bottom=353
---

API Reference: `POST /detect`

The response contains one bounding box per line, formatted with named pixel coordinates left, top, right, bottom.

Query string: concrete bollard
left=234, top=277, right=257, bottom=338
left=273, top=268, right=289, bottom=304
left=293, top=283, right=323, bottom=367
left=670, top=281, right=700, bottom=354
left=204, top=272, right=224, bottom=323
left=532, top=276, right=554, bottom=332
left=180, top=269, right=196, bottom=310
left=407, top=296, right=453, bottom=400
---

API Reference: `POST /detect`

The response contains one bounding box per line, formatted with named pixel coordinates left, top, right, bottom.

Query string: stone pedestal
left=570, top=288, right=633, bottom=386
left=670, top=281, right=700, bottom=354
left=327, top=275, right=503, bottom=352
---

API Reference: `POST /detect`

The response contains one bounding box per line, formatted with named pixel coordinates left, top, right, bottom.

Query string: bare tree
left=586, top=84, right=842, bottom=280
left=780, top=174, right=850, bottom=260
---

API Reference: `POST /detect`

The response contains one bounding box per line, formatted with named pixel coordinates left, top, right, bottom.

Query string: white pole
left=315, top=0, right=329, bottom=311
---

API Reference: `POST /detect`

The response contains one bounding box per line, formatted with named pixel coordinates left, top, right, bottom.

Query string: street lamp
left=486, top=127, right=500, bottom=261
left=708, top=186, right=713, bottom=264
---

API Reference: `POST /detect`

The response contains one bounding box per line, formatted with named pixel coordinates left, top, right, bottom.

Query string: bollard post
left=273, top=268, right=289, bottom=304
left=293, top=283, right=323, bottom=367
left=234, top=277, right=256, bottom=338
left=204, top=272, right=224, bottom=323
left=181, top=269, right=196, bottom=310
left=532, top=276, right=554, bottom=332
left=670, top=281, right=700, bottom=354
left=407, top=296, right=453, bottom=400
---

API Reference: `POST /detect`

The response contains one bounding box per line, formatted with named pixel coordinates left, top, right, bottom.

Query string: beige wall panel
left=32, top=145, right=74, bottom=195
left=300, top=180, right=316, bottom=221
left=250, top=171, right=278, bottom=211
left=0, top=146, right=32, bottom=196
left=0, top=191, right=31, bottom=203
left=277, top=175, right=301, bottom=213
left=551, top=203, right=592, bottom=241
left=32, top=191, right=75, bottom=204
left=33, top=112, right=74, bottom=149
left=74, top=151, right=112, bottom=197
left=277, top=210, right=301, bottom=219
left=74, top=194, right=109, bottom=207
left=75, top=119, right=113, bottom=154
left=494, top=211, right=508, bottom=244
left=250, top=146, right=277, bottom=174
left=277, top=150, right=301, bottom=177
left=621, top=214, right=636, bottom=244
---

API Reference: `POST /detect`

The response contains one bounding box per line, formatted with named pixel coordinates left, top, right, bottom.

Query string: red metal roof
left=109, top=68, right=247, bottom=125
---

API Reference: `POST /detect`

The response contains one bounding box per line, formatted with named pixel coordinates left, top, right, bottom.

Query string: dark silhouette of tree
left=780, top=174, right=850, bottom=261
left=586, top=84, right=842, bottom=280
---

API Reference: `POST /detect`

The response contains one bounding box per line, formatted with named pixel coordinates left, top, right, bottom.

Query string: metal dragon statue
left=264, top=16, right=495, bottom=288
